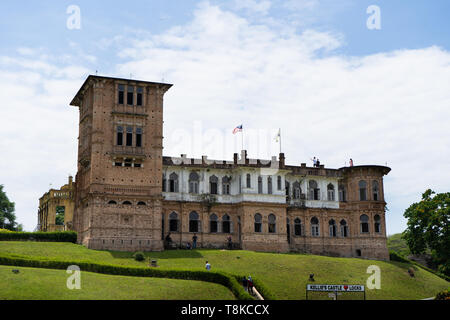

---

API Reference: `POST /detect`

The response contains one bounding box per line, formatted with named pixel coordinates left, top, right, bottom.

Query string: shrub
left=0, top=231, right=77, bottom=243
left=435, top=290, right=450, bottom=300
left=133, top=252, right=145, bottom=262
left=389, top=251, right=410, bottom=263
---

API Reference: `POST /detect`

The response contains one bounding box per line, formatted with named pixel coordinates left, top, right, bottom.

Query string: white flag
left=274, top=129, right=281, bottom=142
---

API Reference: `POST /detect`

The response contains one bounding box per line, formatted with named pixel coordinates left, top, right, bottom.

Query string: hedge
left=389, top=251, right=449, bottom=282
left=0, top=254, right=254, bottom=300
left=234, top=274, right=276, bottom=300
left=0, top=231, right=77, bottom=243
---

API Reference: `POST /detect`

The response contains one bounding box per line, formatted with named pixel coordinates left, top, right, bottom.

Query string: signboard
left=306, top=284, right=364, bottom=292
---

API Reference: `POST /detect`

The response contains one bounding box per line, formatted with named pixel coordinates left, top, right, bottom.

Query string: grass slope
left=1, top=242, right=448, bottom=300
left=387, top=233, right=411, bottom=257
left=0, top=265, right=235, bottom=300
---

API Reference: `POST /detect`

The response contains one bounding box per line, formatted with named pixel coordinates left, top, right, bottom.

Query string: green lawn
left=0, top=265, right=235, bottom=300
left=0, top=242, right=448, bottom=300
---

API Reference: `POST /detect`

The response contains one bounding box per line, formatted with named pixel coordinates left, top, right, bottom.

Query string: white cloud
left=233, top=0, right=272, bottom=15
left=0, top=55, right=87, bottom=231
left=115, top=2, right=450, bottom=234
left=1, top=1, right=449, bottom=234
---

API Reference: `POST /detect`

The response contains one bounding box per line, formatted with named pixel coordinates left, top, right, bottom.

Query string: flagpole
left=242, top=128, right=244, bottom=151
left=279, top=128, right=282, bottom=154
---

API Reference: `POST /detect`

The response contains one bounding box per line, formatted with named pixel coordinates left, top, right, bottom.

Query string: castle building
left=68, top=75, right=391, bottom=260
left=37, top=176, right=75, bottom=232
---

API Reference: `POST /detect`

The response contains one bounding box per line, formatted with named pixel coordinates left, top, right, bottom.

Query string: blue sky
left=0, top=0, right=449, bottom=234
left=2, top=1, right=450, bottom=59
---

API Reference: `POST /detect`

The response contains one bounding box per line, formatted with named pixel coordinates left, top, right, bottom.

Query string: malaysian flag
left=232, top=124, right=243, bottom=134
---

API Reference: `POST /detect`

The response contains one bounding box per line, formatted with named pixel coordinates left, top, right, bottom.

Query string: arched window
left=222, top=176, right=231, bottom=195
left=108, top=200, right=117, bottom=205
left=169, top=173, right=179, bottom=193
left=189, top=211, right=200, bottom=233
left=222, top=214, right=231, bottom=233
left=372, top=180, right=379, bottom=201
left=360, top=214, right=369, bottom=233
left=189, top=172, right=199, bottom=194
left=254, top=213, right=262, bottom=233
left=329, top=219, right=337, bottom=237
left=340, top=220, right=348, bottom=237
left=258, top=176, right=263, bottom=194
left=169, top=212, right=179, bottom=232
left=311, top=217, right=320, bottom=237
left=268, top=177, right=273, bottom=194
left=277, top=176, right=282, bottom=190
left=137, top=201, right=146, bottom=206
left=309, top=180, right=320, bottom=200
left=268, top=214, right=276, bottom=233
left=246, top=174, right=251, bottom=188
left=327, top=184, right=335, bottom=201
left=374, top=214, right=381, bottom=233
left=359, top=180, right=367, bottom=201
left=162, top=174, right=166, bottom=192
left=294, top=218, right=302, bottom=236
left=293, top=181, right=301, bottom=199
left=338, top=184, right=346, bottom=202
left=210, top=214, right=218, bottom=233
left=122, top=201, right=132, bottom=205
left=210, top=175, right=218, bottom=195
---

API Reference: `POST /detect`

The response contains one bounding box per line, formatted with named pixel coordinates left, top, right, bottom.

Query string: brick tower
left=70, top=75, right=172, bottom=251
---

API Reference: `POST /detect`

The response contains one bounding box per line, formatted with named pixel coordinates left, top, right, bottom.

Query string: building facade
left=68, top=75, right=391, bottom=260
left=37, top=176, right=75, bottom=232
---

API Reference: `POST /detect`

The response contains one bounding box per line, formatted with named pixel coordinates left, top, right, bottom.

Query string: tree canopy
left=403, top=189, right=450, bottom=275
left=0, top=185, right=20, bottom=231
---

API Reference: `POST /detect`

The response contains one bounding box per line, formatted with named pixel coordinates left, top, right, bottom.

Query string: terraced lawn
left=0, top=265, right=235, bottom=300
left=0, top=242, right=448, bottom=300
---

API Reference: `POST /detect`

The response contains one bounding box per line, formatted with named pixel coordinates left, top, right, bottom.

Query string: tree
left=403, top=189, right=450, bottom=275
left=55, top=206, right=65, bottom=226
left=0, top=185, right=19, bottom=231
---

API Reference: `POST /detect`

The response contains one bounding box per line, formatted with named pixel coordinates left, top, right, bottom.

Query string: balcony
left=112, top=104, right=147, bottom=117
left=112, top=146, right=145, bottom=158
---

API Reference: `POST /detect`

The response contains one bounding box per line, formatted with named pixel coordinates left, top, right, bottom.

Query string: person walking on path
left=205, top=261, right=211, bottom=271
left=192, top=234, right=198, bottom=249
left=247, top=276, right=254, bottom=295
left=242, top=276, right=248, bottom=292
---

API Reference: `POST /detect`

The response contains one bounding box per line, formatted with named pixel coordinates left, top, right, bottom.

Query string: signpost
left=306, top=284, right=366, bottom=300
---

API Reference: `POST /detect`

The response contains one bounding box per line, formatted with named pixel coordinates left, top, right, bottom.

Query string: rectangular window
left=134, top=163, right=141, bottom=168
left=124, top=158, right=132, bottom=167
left=114, top=162, right=122, bottom=167
left=127, top=86, right=134, bottom=105
left=117, top=126, right=124, bottom=146
left=118, top=85, right=124, bottom=104
left=126, top=127, right=133, bottom=146
left=136, top=128, right=142, bottom=147
left=137, top=87, right=143, bottom=106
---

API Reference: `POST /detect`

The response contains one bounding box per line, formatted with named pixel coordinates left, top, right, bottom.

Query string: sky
left=0, top=0, right=449, bottom=234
